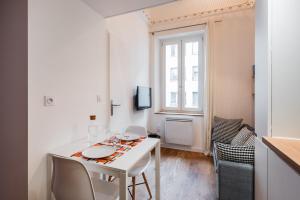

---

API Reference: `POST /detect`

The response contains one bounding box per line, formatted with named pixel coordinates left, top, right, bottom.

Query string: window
left=192, top=66, right=198, bottom=81
left=161, top=34, right=204, bottom=112
left=192, top=92, right=198, bottom=107
left=192, top=42, right=199, bottom=55
left=170, top=92, right=177, bottom=106
left=170, top=45, right=176, bottom=57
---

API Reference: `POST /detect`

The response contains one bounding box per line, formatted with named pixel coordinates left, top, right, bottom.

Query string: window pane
left=184, top=41, right=199, bottom=108
left=170, top=67, right=177, bottom=81
left=192, top=66, right=199, bottom=81
left=170, top=92, right=177, bottom=105
left=192, top=92, right=198, bottom=106
left=165, top=44, right=178, bottom=108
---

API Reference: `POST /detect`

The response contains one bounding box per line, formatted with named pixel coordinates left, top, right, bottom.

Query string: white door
left=107, top=26, right=149, bottom=133
left=108, top=33, right=125, bottom=132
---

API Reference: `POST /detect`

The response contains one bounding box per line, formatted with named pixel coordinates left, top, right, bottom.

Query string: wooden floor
left=132, top=148, right=217, bottom=200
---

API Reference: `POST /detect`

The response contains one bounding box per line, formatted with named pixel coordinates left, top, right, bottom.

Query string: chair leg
left=142, top=172, right=152, bottom=199
left=132, top=177, right=136, bottom=200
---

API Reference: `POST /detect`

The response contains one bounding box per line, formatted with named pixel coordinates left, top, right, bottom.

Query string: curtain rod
left=150, top=22, right=208, bottom=35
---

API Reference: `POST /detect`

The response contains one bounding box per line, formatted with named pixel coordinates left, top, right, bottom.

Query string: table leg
left=119, top=171, right=128, bottom=200
left=155, top=142, right=161, bottom=200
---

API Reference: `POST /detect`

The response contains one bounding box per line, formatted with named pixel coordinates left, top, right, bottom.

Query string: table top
left=49, top=137, right=160, bottom=172
left=263, top=137, right=300, bottom=174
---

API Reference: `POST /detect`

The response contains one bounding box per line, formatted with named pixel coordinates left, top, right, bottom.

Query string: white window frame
left=160, top=34, right=204, bottom=113
left=161, top=39, right=182, bottom=111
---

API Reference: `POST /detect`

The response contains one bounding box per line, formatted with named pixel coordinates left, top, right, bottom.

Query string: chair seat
left=91, top=177, right=119, bottom=200
left=128, top=153, right=151, bottom=177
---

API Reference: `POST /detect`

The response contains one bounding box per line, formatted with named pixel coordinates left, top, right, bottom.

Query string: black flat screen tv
left=135, top=86, right=152, bottom=110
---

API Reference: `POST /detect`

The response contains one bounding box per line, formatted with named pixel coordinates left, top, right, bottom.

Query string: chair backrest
left=51, top=155, right=95, bottom=200
left=126, top=126, right=147, bottom=137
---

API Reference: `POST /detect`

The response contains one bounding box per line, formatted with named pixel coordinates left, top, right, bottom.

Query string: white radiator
left=165, top=118, right=193, bottom=146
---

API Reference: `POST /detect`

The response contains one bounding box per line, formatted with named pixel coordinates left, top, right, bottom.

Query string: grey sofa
left=213, top=143, right=254, bottom=200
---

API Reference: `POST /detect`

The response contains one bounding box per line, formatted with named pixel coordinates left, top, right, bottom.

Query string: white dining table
left=48, top=137, right=161, bottom=200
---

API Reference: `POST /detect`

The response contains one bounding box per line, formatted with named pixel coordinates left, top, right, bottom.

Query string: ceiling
left=144, top=0, right=255, bottom=24
left=81, top=0, right=177, bottom=18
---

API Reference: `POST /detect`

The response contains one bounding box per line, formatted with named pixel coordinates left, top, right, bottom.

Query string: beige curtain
left=203, top=21, right=215, bottom=153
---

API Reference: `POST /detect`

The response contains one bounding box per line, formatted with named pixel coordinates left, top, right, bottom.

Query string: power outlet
left=44, top=96, right=55, bottom=106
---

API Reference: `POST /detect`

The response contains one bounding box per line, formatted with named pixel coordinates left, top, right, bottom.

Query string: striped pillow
left=231, top=127, right=253, bottom=146
left=211, top=117, right=243, bottom=144
left=243, top=135, right=255, bottom=146
left=215, top=142, right=254, bottom=165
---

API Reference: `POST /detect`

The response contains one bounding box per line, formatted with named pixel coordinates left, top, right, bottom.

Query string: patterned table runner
left=71, top=136, right=145, bottom=164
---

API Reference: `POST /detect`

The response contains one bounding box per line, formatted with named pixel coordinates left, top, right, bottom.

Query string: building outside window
left=192, top=66, right=199, bottom=81
left=192, top=92, right=198, bottom=107
left=170, top=45, right=176, bottom=57
left=170, top=67, right=178, bottom=81
left=170, top=92, right=177, bottom=106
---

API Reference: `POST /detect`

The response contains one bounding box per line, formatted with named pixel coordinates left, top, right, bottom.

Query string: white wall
left=254, top=0, right=300, bottom=139
left=213, top=9, right=255, bottom=126
left=271, top=0, right=300, bottom=139
left=149, top=9, right=255, bottom=152
left=145, top=0, right=250, bottom=23
left=28, top=2, right=150, bottom=199
left=255, top=1, right=300, bottom=199
left=105, top=12, right=150, bottom=131
left=254, top=0, right=271, bottom=138
left=28, top=0, right=108, bottom=199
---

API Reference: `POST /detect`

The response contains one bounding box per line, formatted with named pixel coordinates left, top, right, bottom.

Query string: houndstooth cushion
left=231, top=127, right=253, bottom=146
left=243, top=135, right=255, bottom=146
left=211, top=116, right=243, bottom=144
left=215, top=142, right=254, bottom=165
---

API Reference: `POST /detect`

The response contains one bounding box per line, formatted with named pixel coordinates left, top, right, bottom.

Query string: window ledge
left=154, top=111, right=204, bottom=117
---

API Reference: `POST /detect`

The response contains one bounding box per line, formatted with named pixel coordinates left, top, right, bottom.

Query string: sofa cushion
left=215, top=143, right=254, bottom=165
left=231, top=127, right=253, bottom=146
left=212, top=116, right=243, bottom=144
left=243, top=135, right=255, bottom=146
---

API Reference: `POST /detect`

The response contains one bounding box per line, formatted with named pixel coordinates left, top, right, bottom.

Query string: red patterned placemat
left=71, top=136, right=145, bottom=164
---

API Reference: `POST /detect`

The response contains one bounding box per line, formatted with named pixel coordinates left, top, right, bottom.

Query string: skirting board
left=161, top=142, right=206, bottom=154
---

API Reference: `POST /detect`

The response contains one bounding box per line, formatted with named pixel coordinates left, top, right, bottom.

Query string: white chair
left=51, top=155, right=118, bottom=200
left=126, top=126, right=152, bottom=200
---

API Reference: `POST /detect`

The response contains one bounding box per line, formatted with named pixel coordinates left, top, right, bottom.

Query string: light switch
left=44, top=96, right=55, bottom=106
